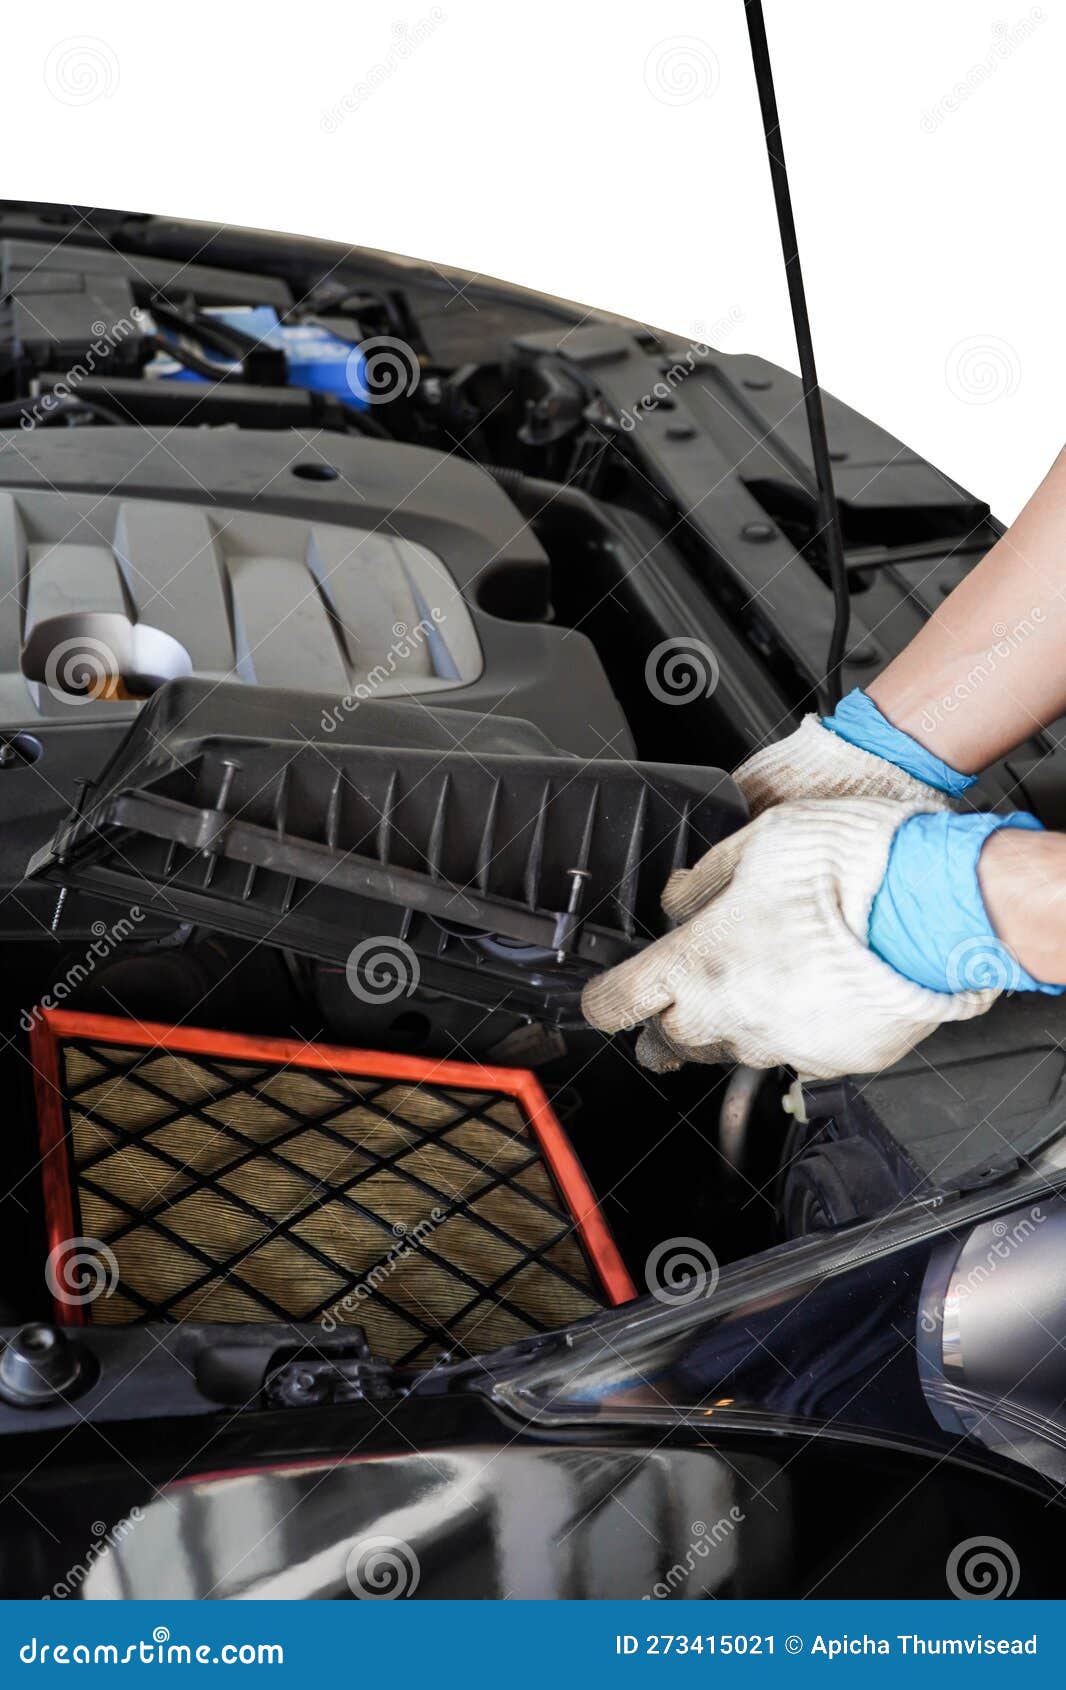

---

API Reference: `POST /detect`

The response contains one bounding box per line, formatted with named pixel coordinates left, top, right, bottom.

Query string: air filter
left=31, top=1011, right=634, bottom=1366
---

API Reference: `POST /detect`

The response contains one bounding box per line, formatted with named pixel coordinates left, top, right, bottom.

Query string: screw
left=202, top=758, right=241, bottom=885
left=214, top=758, right=240, bottom=816
left=51, top=886, right=68, bottom=933
left=553, top=868, right=592, bottom=962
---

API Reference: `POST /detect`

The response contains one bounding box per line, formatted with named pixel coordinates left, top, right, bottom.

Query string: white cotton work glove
left=732, top=715, right=955, bottom=817
left=581, top=797, right=998, bottom=1081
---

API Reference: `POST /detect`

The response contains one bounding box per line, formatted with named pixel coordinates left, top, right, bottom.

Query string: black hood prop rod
left=743, top=0, right=851, bottom=708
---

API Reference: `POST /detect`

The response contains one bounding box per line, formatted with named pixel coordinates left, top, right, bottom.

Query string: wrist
left=977, top=825, right=1066, bottom=988
left=867, top=810, right=1066, bottom=996
left=822, top=689, right=976, bottom=798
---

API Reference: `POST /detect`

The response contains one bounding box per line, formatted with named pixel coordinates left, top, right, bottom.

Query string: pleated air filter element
left=31, top=1012, right=634, bottom=1365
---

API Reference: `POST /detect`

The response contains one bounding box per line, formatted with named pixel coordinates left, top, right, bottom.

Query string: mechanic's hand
left=734, top=689, right=973, bottom=818
left=581, top=797, right=999, bottom=1080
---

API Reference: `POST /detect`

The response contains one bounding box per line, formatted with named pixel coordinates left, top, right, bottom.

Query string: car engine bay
left=0, top=205, right=1065, bottom=1592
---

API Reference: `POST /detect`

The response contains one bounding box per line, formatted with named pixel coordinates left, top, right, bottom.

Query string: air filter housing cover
left=29, top=679, right=745, bottom=1023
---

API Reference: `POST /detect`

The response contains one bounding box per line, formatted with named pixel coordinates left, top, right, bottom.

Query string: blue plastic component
left=867, top=809, right=1063, bottom=995
left=823, top=688, right=977, bottom=797
left=147, top=305, right=368, bottom=407
left=217, top=304, right=278, bottom=342
left=279, top=321, right=367, bottom=403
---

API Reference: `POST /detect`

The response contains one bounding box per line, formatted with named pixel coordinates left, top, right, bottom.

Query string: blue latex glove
left=823, top=688, right=977, bottom=798
left=868, top=810, right=1064, bottom=995
left=822, top=690, right=1061, bottom=995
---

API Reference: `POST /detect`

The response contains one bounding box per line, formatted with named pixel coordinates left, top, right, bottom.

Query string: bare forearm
left=868, top=445, right=1066, bottom=772
left=978, top=827, right=1066, bottom=986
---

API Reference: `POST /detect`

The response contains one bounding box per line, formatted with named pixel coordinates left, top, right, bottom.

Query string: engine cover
left=0, top=429, right=632, bottom=932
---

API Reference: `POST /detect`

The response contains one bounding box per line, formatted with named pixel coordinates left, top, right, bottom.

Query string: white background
left=8, top=0, right=1063, bottom=522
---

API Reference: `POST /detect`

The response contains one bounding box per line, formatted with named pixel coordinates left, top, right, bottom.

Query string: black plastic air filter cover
left=28, top=679, right=746, bottom=1025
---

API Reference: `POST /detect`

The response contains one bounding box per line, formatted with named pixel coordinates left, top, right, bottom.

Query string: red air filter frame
left=30, top=1010, right=634, bottom=1362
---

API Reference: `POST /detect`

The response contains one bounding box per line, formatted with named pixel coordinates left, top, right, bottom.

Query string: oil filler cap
left=0, top=1324, right=84, bottom=1406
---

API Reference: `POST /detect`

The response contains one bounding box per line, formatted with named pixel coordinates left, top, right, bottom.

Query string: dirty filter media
left=32, top=1012, right=633, bottom=1365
